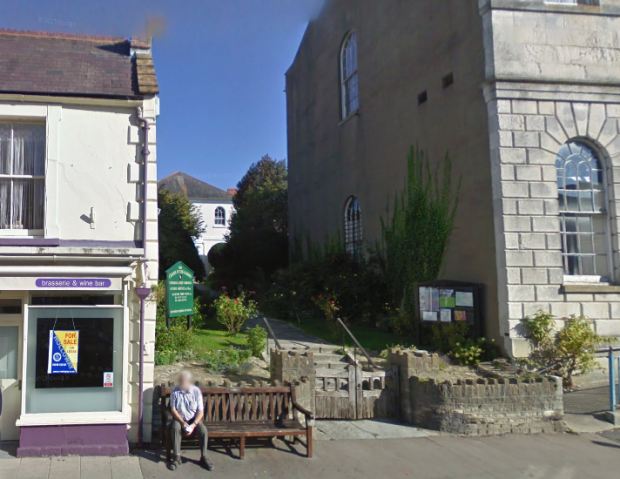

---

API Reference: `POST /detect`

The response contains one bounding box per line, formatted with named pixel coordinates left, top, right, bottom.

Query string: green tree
left=158, top=189, right=205, bottom=280
left=212, top=155, right=288, bottom=289
left=380, top=146, right=461, bottom=315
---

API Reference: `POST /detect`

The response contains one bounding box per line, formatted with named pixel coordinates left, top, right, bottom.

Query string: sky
left=4, top=0, right=324, bottom=190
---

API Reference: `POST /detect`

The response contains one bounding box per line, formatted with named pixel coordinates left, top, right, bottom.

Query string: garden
left=156, top=152, right=612, bottom=391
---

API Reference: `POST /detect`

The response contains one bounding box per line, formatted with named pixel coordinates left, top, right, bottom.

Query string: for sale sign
left=47, top=330, right=79, bottom=374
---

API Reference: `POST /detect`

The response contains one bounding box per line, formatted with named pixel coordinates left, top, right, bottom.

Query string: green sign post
left=165, top=261, right=194, bottom=327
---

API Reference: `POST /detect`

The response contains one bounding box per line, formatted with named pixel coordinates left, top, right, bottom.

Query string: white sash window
left=0, top=123, right=45, bottom=232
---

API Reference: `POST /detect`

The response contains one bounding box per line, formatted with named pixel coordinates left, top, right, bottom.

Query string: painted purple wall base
left=17, top=424, right=128, bottom=457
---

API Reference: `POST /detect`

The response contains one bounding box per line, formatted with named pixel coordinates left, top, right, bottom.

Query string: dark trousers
left=170, top=419, right=209, bottom=459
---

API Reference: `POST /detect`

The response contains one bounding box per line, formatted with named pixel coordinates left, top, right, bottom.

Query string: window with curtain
left=214, top=206, right=226, bottom=226
left=340, top=31, right=359, bottom=119
left=344, top=196, right=363, bottom=257
left=0, top=123, right=45, bottom=231
left=556, top=141, right=610, bottom=278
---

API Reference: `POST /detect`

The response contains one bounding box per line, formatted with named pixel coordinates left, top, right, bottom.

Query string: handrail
left=335, top=317, right=377, bottom=370
left=261, top=316, right=283, bottom=351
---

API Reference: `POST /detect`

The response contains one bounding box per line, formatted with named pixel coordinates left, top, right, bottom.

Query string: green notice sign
left=165, top=261, right=194, bottom=318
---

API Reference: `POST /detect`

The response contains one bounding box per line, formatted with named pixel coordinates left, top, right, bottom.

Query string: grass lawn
left=288, top=315, right=405, bottom=354
left=190, top=317, right=248, bottom=355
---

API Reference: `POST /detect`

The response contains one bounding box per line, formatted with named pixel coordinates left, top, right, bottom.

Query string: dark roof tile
left=0, top=29, right=158, bottom=98
left=159, top=172, right=233, bottom=202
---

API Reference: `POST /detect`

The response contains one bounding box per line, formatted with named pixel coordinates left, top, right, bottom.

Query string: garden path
left=247, top=316, right=333, bottom=352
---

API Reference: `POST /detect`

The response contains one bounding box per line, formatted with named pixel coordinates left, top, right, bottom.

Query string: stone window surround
left=485, top=82, right=620, bottom=351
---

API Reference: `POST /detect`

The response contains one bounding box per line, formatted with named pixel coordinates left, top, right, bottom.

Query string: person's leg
left=196, top=423, right=214, bottom=471
left=168, top=420, right=183, bottom=469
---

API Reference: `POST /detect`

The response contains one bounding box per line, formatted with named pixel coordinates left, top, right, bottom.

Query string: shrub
left=247, top=325, right=268, bottom=357
left=214, top=292, right=257, bottom=334
left=198, top=347, right=252, bottom=374
left=451, top=338, right=486, bottom=367
left=379, top=146, right=460, bottom=318
left=522, top=311, right=608, bottom=388
left=155, top=281, right=195, bottom=365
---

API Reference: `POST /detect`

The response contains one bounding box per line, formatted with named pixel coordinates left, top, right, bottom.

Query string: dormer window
left=0, top=123, right=45, bottom=232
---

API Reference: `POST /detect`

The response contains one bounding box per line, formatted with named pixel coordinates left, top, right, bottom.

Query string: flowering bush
left=312, top=293, right=340, bottom=322
left=214, top=292, right=257, bottom=334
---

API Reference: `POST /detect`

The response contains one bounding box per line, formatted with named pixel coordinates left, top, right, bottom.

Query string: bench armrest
left=291, top=400, right=315, bottom=421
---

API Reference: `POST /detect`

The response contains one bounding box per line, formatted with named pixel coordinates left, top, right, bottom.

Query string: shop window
left=344, top=196, right=363, bottom=258
left=556, top=141, right=610, bottom=279
left=0, top=123, right=45, bottom=231
left=340, top=31, right=359, bottom=119
left=0, top=299, right=21, bottom=314
left=25, top=306, right=123, bottom=414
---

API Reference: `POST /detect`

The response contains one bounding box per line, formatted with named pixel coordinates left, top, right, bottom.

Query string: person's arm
left=170, top=393, right=188, bottom=428
left=190, top=388, right=205, bottom=427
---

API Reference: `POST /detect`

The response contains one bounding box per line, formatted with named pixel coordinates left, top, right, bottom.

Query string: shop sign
left=165, top=261, right=194, bottom=318
left=36, top=278, right=112, bottom=288
left=47, top=330, right=79, bottom=374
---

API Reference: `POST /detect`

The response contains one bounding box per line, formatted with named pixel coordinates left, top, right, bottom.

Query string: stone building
left=286, top=0, right=620, bottom=356
left=158, top=171, right=235, bottom=274
left=0, top=29, right=159, bottom=454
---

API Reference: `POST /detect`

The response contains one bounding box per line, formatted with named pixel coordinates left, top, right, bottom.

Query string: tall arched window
left=556, top=141, right=610, bottom=278
left=340, top=31, right=359, bottom=119
left=344, top=196, right=363, bottom=257
left=214, top=206, right=226, bottom=226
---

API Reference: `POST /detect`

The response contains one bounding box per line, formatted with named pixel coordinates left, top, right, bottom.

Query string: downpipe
left=136, top=106, right=151, bottom=447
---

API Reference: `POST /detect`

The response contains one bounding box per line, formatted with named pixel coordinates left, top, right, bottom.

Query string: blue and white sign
left=47, top=330, right=79, bottom=374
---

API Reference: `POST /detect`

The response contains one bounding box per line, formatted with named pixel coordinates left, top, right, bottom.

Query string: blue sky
left=4, top=0, right=323, bottom=189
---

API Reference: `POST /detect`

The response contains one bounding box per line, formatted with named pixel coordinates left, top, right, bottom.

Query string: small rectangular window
left=442, top=73, right=454, bottom=89
left=417, top=91, right=428, bottom=105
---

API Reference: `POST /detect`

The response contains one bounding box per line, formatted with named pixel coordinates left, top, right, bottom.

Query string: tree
left=212, top=155, right=288, bottom=289
left=158, top=189, right=205, bottom=280
left=380, top=146, right=461, bottom=316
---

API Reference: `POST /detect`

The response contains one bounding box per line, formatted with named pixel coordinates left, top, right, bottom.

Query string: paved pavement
left=137, top=432, right=620, bottom=479
left=0, top=455, right=142, bottom=479
left=1, top=429, right=619, bottom=478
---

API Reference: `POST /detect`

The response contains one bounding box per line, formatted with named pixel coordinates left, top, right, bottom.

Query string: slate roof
left=159, top=172, right=233, bottom=202
left=0, top=29, right=158, bottom=98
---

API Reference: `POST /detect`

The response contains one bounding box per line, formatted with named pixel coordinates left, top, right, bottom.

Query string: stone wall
left=270, top=350, right=315, bottom=413
left=390, top=350, right=564, bottom=435
left=481, top=0, right=620, bottom=357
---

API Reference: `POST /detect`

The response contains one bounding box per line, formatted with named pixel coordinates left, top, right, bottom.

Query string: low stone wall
left=270, top=349, right=315, bottom=413
left=389, top=350, right=564, bottom=436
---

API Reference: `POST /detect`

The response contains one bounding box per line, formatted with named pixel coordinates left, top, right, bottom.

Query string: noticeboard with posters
left=417, top=281, right=483, bottom=338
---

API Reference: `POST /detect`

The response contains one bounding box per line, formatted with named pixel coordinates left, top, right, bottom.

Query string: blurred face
left=178, top=372, right=192, bottom=390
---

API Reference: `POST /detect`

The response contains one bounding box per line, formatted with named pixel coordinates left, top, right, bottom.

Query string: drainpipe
left=135, top=106, right=151, bottom=447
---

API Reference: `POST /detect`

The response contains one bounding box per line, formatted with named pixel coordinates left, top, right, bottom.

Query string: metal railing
left=261, top=315, right=283, bottom=351
left=596, top=346, right=620, bottom=412
left=335, top=317, right=377, bottom=370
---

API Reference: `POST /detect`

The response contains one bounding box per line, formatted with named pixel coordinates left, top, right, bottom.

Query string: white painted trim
left=563, top=275, right=605, bottom=284
left=0, top=266, right=132, bottom=275
left=121, top=281, right=130, bottom=418
left=17, top=411, right=130, bottom=426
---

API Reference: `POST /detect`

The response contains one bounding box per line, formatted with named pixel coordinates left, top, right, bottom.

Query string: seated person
left=167, top=371, right=214, bottom=471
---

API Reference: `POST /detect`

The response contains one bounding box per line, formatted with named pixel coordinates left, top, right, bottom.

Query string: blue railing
left=598, top=346, right=620, bottom=412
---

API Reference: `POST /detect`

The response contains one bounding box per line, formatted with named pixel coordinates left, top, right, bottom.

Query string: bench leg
left=306, top=428, right=313, bottom=458
left=239, top=437, right=246, bottom=460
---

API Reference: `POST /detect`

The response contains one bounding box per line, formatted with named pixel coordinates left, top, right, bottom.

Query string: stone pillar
left=270, top=350, right=315, bottom=414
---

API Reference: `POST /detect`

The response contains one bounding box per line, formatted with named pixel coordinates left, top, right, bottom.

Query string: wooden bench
left=159, top=383, right=314, bottom=460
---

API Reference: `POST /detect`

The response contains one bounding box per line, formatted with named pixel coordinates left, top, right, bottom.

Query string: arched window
left=556, top=141, right=610, bottom=278
left=214, top=206, right=226, bottom=226
left=344, top=196, right=363, bottom=257
left=340, top=31, right=359, bottom=119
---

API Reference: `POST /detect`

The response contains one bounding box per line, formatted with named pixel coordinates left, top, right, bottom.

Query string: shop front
left=0, top=266, right=137, bottom=455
